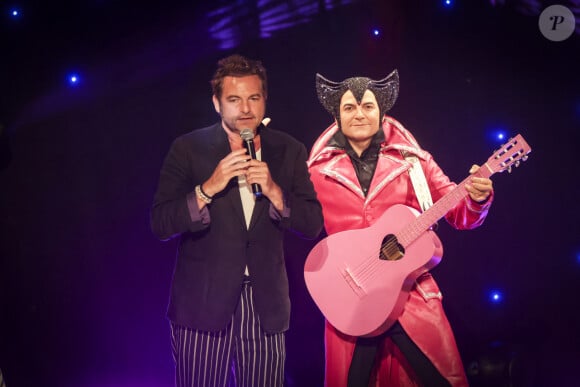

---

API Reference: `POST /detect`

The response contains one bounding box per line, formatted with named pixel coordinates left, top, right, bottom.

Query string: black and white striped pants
left=170, top=281, right=286, bottom=387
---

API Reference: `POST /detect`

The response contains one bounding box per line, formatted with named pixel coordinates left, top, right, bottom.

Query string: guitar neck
left=396, top=166, right=491, bottom=248
left=393, top=133, right=530, bottom=248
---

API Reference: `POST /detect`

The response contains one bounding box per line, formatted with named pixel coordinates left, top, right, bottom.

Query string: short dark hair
left=210, top=54, right=268, bottom=99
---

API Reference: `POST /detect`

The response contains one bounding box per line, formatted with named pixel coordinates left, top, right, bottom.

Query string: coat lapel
left=318, top=149, right=411, bottom=204
left=366, top=153, right=409, bottom=203
left=320, top=153, right=365, bottom=199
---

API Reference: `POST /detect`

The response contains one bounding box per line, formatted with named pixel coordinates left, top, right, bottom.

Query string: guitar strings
left=349, top=181, right=468, bottom=284
left=351, top=236, right=403, bottom=283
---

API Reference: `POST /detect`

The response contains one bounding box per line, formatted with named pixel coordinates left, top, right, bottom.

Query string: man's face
left=339, top=89, right=381, bottom=144
left=212, top=75, right=266, bottom=135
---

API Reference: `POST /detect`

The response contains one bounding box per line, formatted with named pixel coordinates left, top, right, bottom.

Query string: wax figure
left=307, top=70, right=493, bottom=386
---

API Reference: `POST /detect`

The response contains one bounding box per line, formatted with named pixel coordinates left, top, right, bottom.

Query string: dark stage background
left=1, top=1, right=579, bottom=386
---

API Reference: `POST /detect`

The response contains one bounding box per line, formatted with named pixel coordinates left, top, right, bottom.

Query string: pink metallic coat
left=307, top=116, right=493, bottom=386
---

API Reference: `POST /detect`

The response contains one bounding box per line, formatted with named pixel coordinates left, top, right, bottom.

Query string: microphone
left=240, top=128, right=262, bottom=197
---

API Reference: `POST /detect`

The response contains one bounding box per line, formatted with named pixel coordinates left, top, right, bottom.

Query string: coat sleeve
left=150, top=136, right=210, bottom=241
left=422, top=153, right=493, bottom=230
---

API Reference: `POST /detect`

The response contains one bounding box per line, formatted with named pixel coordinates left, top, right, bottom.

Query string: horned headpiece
left=315, top=70, right=399, bottom=120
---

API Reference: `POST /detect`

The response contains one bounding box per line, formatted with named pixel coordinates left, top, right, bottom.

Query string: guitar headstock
left=483, top=134, right=532, bottom=176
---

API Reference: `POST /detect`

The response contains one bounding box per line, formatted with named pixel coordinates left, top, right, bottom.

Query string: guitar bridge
left=380, top=234, right=405, bottom=261
left=340, top=266, right=367, bottom=297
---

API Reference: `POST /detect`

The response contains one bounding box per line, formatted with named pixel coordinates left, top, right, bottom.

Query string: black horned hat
left=315, top=70, right=399, bottom=121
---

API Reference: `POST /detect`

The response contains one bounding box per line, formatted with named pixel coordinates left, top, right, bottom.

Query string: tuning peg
left=514, top=160, right=521, bottom=168
left=522, top=155, right=528, bottom=162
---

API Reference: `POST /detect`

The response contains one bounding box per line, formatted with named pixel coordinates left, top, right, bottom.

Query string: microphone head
left=240, top=128, right=254, bottom=141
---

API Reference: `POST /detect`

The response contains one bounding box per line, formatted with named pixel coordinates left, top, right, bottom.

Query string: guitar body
left=304, top=204, right=443, bottom=337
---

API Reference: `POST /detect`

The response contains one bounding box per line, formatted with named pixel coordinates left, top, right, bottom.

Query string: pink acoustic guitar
left=304, top=134, right=531, bottom=337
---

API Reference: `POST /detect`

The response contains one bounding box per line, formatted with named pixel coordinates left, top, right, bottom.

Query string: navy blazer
left=151, top=123, right=323, bottom=333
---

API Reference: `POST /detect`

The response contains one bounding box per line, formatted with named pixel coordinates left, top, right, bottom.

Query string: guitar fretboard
left=395, top=168, right=491, bottom=248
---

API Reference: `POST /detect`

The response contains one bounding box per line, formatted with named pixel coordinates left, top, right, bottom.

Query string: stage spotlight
left=372, top=28, right=380, bottom=37
left=487, top=128, right=508, bottom=144
left=488, top=289, right=503, bottom=304
left=10, top=8, right=20, bottom=18
left=444, top=0, right=453, bottom=6
left=68, top=73, right=80, bottom=86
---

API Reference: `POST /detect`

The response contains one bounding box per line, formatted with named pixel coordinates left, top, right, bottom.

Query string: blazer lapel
left=247, top=130, right=284, bottom=231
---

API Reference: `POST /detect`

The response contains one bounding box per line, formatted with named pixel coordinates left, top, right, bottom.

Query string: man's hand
left=202, top=149, right=251, bottom=197
left=466, top=164, right=493, bottom=203
left=246, top=159, right=284, bottom=211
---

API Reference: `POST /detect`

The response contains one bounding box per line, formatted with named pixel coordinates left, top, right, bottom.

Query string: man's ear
left=212, top=95, right=221, bottom=114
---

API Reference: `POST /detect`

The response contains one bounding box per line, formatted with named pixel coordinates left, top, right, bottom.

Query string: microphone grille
left=240, top=129, right=254, bottom=141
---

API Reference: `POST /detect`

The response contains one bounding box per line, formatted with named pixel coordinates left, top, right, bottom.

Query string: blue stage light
left=444, top=0, right=453, bottom=6
left=68, top=73, right=80, bottom=86
left=487, top=128, right=508, bottom=144
left=11, top=9, right=20, bottom=17
left=372, top=28, right=380, bottom=37
left=489, top=290, right=503, bottom=304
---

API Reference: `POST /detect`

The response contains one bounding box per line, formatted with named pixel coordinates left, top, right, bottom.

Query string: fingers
left=470, top=178, right=492, bottom=190
left=465, top=163, right=493, bottom=202
left=204, top=149, right=250, bottom=195
left=469, top=164, right=480, bottom=174
left=245, top=159, right=269, bottom=184
left=206, top=151, right=276, bottom=197
left=224, top=148, right=250, bottom=164
left=221, top=150, right=251, bottom=177
left=466, top=177, right=492, bottom=202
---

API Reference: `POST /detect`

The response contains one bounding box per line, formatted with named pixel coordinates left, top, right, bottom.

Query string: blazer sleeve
left=150, top=136, right=209, bottom=241
left=278, top=142, right=324, bottom=240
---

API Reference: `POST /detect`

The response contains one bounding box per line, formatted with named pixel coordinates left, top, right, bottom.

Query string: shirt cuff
left=186, top=191, right=211, bottom=225
left=269, top=201, right=290, bottom=220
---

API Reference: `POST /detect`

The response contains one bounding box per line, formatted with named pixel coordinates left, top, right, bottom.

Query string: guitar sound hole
left=380, top=234, right=405, bottom=261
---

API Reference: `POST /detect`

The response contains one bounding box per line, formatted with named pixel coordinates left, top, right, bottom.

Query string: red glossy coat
left=307, top=116, right=493, bottom=386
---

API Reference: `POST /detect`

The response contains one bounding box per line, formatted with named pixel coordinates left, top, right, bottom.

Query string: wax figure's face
left=339, top=89, right=381, bottom=144
left=213, top=75, right=266, bottom=135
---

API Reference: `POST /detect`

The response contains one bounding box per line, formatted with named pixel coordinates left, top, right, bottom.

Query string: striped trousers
left=170, top=280, right=286, bottom=387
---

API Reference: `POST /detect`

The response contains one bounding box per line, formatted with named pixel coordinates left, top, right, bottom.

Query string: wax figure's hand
left=246, top=159, right=284, bottom=211
left=466, top=164, right=493, bottom=203
left=202, top=149, right=251, bottom=197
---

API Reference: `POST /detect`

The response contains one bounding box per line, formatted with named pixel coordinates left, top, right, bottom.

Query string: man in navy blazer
left=151, top=54, right=323, bottom=387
